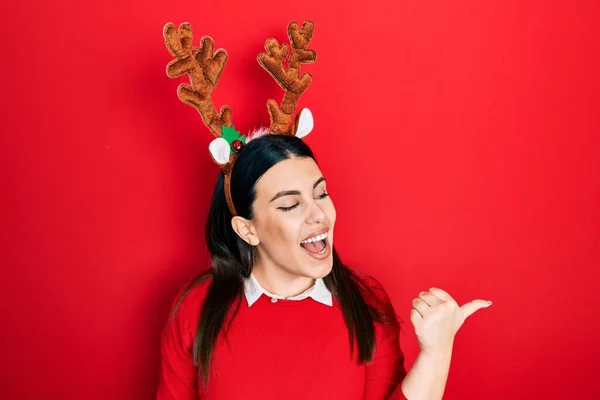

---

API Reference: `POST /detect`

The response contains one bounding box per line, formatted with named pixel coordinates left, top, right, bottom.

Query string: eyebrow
left=269, top=177, right=326, bottom=202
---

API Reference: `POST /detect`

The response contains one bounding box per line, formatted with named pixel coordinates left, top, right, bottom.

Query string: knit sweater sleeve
left=360, top=275, right=408, bottom=400
left=157, top=281, right=208, bottom=400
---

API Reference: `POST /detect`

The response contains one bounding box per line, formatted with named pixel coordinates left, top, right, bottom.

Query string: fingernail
left=485, top=301, right=493, bottom=307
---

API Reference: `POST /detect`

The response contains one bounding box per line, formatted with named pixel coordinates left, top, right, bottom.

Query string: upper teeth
left=302, top=232, right=328, bottom=244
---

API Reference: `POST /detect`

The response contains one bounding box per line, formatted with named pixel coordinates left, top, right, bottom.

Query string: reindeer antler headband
left=163, top=20, right=317, bottom=216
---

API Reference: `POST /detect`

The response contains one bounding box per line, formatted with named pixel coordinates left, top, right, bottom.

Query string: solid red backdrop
left=1, top=0, right=598, bottom=399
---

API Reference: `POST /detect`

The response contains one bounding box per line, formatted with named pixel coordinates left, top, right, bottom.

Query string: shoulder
left=160, top=271, right=214, bottom=356
left=165, top=270, right=214, bottom=331
left=349, top=269, right=398, bottom=325
left=350, top=269, right=393, bottom=303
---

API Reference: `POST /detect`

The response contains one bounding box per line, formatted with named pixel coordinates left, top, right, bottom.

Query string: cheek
left=324, top=201, right=336, bottom=245
left=261, top=214, right=303, bottom=247
left=325, top=200, right=337, bottom=225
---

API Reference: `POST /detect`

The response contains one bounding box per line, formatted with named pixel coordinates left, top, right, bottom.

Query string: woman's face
left=243, top=156, right=336, bottom=280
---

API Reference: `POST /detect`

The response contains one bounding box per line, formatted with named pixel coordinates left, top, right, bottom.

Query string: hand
left=409, top=287, right=492, bottom=355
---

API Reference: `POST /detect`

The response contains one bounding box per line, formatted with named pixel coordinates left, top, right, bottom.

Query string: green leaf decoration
left=222, top=125, right=240, bottom=144
left=221, top=125, right=246, bottom=154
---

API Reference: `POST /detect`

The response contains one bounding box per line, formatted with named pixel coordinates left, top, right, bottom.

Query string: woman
left=158, top=20, right=492, bottom=399
left=156, top=134, right=492, bottom=399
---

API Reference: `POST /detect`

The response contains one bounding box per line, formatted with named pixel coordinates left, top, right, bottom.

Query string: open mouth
left=300, top=232, right=328, bottom=254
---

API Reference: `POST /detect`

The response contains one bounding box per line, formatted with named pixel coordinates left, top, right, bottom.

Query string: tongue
left=302, top=240, right=326, bottom=254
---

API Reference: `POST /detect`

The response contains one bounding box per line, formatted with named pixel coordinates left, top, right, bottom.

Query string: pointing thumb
left=460, top=299, right=492, bottom=319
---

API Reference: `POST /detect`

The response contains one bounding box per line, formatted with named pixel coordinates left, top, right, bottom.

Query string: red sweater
left=157, top=274, right=408, bottom=399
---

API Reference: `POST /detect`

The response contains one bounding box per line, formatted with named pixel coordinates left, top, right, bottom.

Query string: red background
left=1, top=0, right=598, bottom=399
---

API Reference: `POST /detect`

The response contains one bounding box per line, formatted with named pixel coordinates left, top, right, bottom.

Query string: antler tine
left=163, top=22, right=233, bottom=138
left=257, top=20, right=316, bottom=135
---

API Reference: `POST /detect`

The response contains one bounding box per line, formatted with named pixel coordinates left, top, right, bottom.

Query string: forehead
left=255, top=157, right=323, bottom=195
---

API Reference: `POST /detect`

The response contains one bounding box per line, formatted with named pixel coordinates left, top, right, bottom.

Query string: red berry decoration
left=231, top=139, right=245, bottom=153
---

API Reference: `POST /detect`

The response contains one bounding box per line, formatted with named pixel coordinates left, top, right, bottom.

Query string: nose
left=305, top=197, right=327, bottom=224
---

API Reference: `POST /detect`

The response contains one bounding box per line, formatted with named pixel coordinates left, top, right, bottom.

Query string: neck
left=251, top=262, right=315, bottom=298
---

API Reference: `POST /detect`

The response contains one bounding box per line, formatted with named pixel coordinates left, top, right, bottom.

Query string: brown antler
left=163, top=22, right=233, bottom=137
left=257, top=20, right=316, bottom=135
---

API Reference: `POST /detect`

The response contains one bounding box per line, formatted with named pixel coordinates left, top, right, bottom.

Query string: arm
left=392, top=287, right=492, bottom=400
left=363, top=319, right=408, bottom=399
left=395, top=346, right=453, bottom=399
left=359, top=275, right=408, bottom=400
left=156, top=291, right=200, bottom=400
left=363, top=322, right=453, bottom=400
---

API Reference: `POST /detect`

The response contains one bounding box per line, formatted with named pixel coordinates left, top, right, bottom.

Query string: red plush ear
left=257, top=20, right=317, bottom=135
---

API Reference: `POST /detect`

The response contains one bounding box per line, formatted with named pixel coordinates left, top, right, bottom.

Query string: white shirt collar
left=243, top=273, right=333, bottom=307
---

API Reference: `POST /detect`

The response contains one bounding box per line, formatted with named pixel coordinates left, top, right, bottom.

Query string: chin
left=308, top=258, right=334, bottom=279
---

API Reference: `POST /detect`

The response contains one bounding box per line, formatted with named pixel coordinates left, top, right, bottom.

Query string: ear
left=294, top=108, right=314, bottom=138
left=209, top=137, right=231, bottom=164
left=231, top=216, right=260, bottom=246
